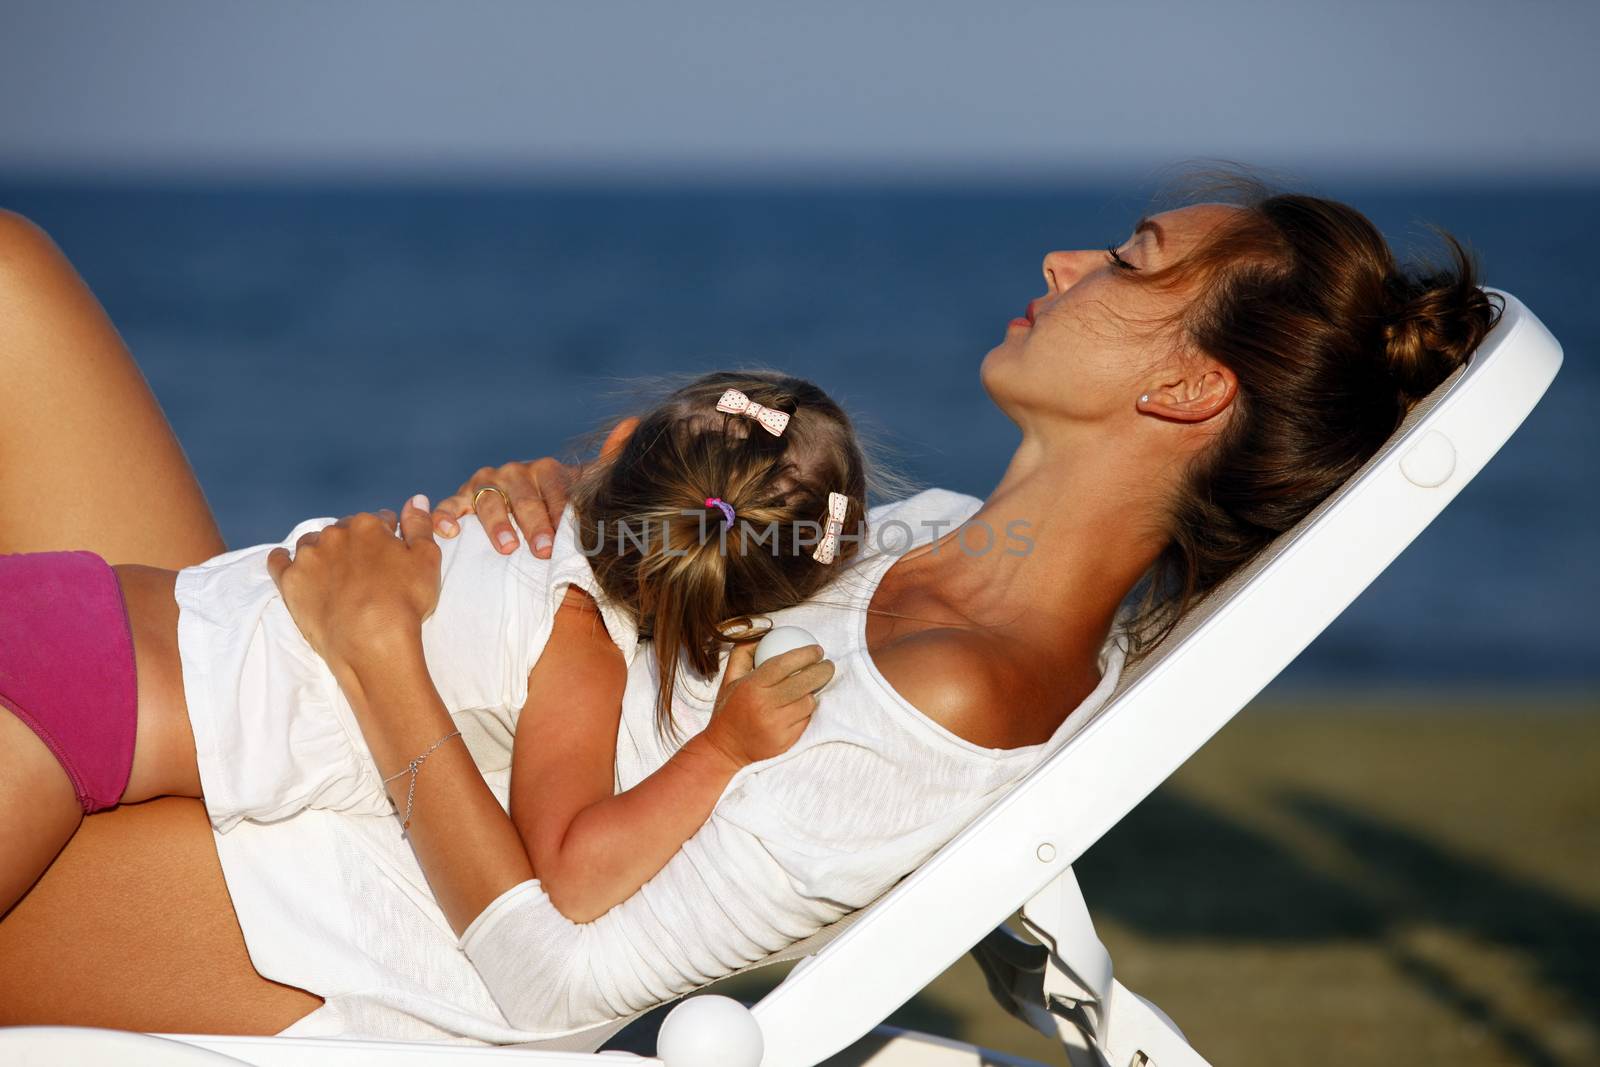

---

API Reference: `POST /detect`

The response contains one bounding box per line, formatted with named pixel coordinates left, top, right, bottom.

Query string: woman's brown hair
left=570, top=370, right=868, bottom=739
left=1123, top=178, right=1501, bottom=658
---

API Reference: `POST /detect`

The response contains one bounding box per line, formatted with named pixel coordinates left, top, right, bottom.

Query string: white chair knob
left=753, top=626, right=820, bottom=669
left=1400, top=429, right=1456, bottom=488
left=656, top=995, right=764, bottom=1067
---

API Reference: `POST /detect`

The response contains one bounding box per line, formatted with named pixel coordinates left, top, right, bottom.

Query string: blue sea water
left=0, top=180, right=1594, bottom=691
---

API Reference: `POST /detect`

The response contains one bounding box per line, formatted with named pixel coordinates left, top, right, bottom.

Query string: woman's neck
left=901, top=430, right=1170, bottom=652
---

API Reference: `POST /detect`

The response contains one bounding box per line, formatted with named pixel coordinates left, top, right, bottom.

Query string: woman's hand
left=703, top=642, right=834, bottom=767
left=267, top=495, right=443, bottom=673
left=431, top=458, right=580, bottom=559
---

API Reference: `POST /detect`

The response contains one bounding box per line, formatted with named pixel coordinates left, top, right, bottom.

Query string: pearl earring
left=1139, top=394, right=1150, bottom=404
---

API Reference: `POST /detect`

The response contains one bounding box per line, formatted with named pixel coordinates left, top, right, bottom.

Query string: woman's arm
left=336, top=628, right=533, bottom=932
left=267, top=500, right=531, bottom=933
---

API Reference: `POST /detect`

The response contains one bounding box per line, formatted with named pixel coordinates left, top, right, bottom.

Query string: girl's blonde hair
left=570, top=370, right=868, bottom=738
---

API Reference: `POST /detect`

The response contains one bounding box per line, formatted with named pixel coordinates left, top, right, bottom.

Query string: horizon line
left=4, top=160, right=1599, bottom=193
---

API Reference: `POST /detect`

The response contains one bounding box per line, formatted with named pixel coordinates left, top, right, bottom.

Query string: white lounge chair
left=0, top=289, right=1562, bottom=1067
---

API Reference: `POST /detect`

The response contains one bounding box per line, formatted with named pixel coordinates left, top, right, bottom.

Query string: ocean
left=1, top=180, right=1594, bottom=691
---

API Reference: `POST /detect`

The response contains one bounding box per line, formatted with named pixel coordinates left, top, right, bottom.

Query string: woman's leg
left=0, top=798, right=324, bottom=1034
left=0, top=705, right=82, bottom=919
left=0, top=210, right=225, bottom=567
left=0, top=207, right=218, bottom=913
left=0, top=209, right=322, bottom=1030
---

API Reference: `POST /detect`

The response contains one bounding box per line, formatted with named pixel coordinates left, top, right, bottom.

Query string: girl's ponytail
left=570, top=371, right=869, bottom=740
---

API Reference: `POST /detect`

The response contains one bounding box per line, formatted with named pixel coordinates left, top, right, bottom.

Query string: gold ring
left=473, top=485, right=511, bottom=512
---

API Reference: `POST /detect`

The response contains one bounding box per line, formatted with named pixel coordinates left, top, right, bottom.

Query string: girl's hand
left=267, top=495, right=443, bottom=673
left=431, top=458, right=581, bottom=559
left=703, top=642, right=834, bottom=767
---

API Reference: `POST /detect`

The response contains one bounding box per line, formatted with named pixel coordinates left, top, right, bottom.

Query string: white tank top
left=196, top=489, right=1126, bottom=1043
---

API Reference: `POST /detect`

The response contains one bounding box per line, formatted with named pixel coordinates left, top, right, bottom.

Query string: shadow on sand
left=1073, top=787, right=1599, bottom=1067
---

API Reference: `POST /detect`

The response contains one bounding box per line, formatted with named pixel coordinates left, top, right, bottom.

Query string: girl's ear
left=600, top=416, right=641, bottom=460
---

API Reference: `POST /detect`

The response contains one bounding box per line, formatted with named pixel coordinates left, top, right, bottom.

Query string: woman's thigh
left=0, top=211, right=320, bottom=1030
left=0, top=797, right=323, bottom=1034
left=0, top=210, right=224, bottom=568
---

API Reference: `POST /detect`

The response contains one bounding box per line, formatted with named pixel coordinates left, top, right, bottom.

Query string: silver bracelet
left=381, top=729, right=463, bottom=833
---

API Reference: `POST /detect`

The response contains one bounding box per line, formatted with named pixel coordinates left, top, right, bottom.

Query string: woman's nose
left=1041, top=250, right=1098, bottom=293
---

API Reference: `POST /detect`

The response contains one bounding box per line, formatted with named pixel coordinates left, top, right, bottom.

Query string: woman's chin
left=978, top=348, right=1019, bottom=415
left=978, top=348, right=999, bottom=391
left=979, top=342, right=1020, bottom=395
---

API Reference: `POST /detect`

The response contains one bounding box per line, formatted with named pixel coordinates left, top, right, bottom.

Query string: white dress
left=175, top=489, right=1126, bottom=1043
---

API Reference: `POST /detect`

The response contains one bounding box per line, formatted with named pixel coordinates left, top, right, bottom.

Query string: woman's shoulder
left=875, top=615, right=1129, bottom=751
left=867, top=625, right=1036, bottom=748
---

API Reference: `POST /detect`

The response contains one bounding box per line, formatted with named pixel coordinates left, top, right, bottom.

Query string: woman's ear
left=1137, top=360, right=1237, bottom=424
left=600, top=416, right=640, bottom=459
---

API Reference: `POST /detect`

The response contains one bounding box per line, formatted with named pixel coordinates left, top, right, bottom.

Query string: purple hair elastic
left=705, top=496, right=736, bottom=526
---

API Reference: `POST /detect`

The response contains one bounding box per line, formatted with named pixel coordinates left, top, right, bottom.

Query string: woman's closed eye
left=1104, top=243, right=1139, bottom=272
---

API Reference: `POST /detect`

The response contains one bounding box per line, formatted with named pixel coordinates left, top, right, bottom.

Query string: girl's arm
left=509, top=589, right=829, bottom=923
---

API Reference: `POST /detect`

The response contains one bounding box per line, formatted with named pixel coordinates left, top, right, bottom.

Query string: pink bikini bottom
left=0, top=550, right=138, bottom=813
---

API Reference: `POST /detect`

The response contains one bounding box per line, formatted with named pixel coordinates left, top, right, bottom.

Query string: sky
left=2, top=0, right=1597, bottom=183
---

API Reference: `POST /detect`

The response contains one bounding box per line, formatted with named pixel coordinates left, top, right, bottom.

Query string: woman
left=0, top=184, right=1495, bottom=1035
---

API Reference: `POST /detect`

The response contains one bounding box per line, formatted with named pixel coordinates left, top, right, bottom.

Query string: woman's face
left=980, top=203, right=1239, bottom=431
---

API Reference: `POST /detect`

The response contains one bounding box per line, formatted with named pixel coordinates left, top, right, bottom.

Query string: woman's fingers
left=498, top=458, right=579, bottom=558
left=400, top=494, right=435, bottom=548
left=506, top=473, right=555, bottom=558
left=474, top=488, right=519, bottom=555
left=430, top=458, right=579, bottom=559
left=431, top=465, right=504, bottom=539
left=431, top=472, right=482, bottom=537
left=266, top=546, right=292, bottom=589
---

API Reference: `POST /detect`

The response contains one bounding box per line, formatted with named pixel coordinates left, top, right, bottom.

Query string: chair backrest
left=748, top=289, right=1563, bottom=1067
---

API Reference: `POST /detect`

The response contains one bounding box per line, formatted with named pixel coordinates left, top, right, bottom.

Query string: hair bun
left=1381, top=235, right=1499, bottom=402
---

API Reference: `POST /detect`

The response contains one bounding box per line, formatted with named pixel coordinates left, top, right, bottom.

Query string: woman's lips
left=1008, top=300, right=1036, bottom=330
left=1008, top=317, right=1031, bottom=329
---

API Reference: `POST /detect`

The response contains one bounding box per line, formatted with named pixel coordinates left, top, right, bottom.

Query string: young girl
left=1, top=370, right=868, bottom=926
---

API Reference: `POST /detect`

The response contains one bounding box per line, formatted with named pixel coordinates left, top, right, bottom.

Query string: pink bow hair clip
left=813, top=492, right=849, bottom=564
left=715, top=388, right=791, bottom=436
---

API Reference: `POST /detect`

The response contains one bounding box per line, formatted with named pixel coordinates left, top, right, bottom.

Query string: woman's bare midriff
left=114, top=564, right=204, bottom=801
